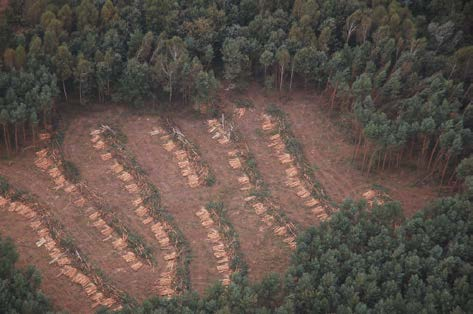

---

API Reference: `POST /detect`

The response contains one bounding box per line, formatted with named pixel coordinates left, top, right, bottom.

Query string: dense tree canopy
left=0, top=236, right=52, bottom=313
left=0, top=1, right=472, bottom=311
left=100, top=194, right=472, bottom=313
left=0, top=0, right=470, bottom=180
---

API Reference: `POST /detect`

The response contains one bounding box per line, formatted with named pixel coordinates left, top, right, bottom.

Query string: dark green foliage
left=0, top=0, right=470, bottom=177
left=0, top=176, right=9, bottom=195
left=114, top=58, right=153, bottom=107
left=204, top=171, right=216, bottom=186
left=285, top=197, right=473, bottom=313
left=235, top=99, right=253, bottom=108
left=113, top=223, right=155, bottom=265
left=62, top=159, right=80, bottom=183
left=103, top=195, right=473, bottom=313
left=0, top=236, right=52, bottom=314
left=0, top=1, right=473, bottom=312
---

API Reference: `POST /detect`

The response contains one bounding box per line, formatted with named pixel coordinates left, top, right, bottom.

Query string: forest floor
left=0, top=85, right=442, bottom=311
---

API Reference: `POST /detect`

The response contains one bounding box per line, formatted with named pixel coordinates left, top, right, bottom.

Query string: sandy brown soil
left=173, top=113, right=291, bottom=282
left=235, top=85, right=438, bottom=216
left=119, top=115, right=226, bottom=292
left=0, top=151, right=161, bottom=303
left=0, top=0, right=8, bottom=13
left=0, top=82, right=443, bottom=310
left=0, top=209, right=92, bottom=313
left=62, top=114, right=168, bottom=298
left=233, top=105, right=320, bottom=228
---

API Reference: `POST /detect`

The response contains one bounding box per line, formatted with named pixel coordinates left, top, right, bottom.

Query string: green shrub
left=63, top=160, right=80, bottom=183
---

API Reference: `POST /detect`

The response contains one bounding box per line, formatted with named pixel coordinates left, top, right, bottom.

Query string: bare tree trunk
left=330, top=83, right=338, bottom=112
left=279, top=65, right=285, bottom=92
left=367, top=149, right=377, bottom=174
left=419, top=135, right=428, bottom=166
left=352, top=129, right=363, bottom=161
left=428, top=136, right=439, bottom=170
left=22, top=122, right=26, bottom=144
left=168, top=73, right=173, bottom=103
left=397, top=150, right=402, bottom=168
left=382, top=150, right=388, bottom=170
left=79, top=80, right=82, bottom=104
left=63, top=80, right=68, bottom=102
left=361, top=141, right=369, bottom=173
left=14, top=124, right=18, bottom=152
left=289, top=62, right=295, bottom=91
left=32, top=123, right=36, bottom=146
left=3, top=124, right=9, bottom=156
left=441, top=154, right=451, bottom=185
left=377, top=150, right=382, bottom=171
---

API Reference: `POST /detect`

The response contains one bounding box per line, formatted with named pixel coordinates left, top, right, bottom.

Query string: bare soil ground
left=0, top=0, right=8, bottom=13
left=0, top=209, right=92, bottom=313
left=114, top=113, right=222, bottom=293
left=235, top=85, right=438, bottom=216
left=232, top=104, right=321, bottom=228
left=173, top=113, right=291, bottom=282
left=0, top=151, right=160, bottom=303
left=62, top=114, right=168, bottom=299
left=0, top=84, right=442, bottom=310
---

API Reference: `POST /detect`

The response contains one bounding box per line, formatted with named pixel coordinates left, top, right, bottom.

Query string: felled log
left=163, top=141, right=176, bottom=152
left=101, top=153, right=112, bottom=161
left=93, top=141, right=105, bottom=150
left=228, top=158, right=242, bottom=169
left=118, top=171, right=133, bottom=182
left=125, top=184, right=139, bottom=194
left=110, top=163, right=124, bottom=174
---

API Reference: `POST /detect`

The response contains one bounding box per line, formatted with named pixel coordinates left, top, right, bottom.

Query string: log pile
left=34, top=147, right=145, bottom=273
left=207, top=119, right=230, bottom=145
left=150, top=127, right=202, bottom=188
left=248, top=200, right=296, bottom=250
left=262, top=114, right=330, bottom=221
left=234, top=108, right=246, bottom=119
left=362, top=189, right=387, bottom=208
left=195, top=207, right=231, bottom=286
left=91, top=129, right=178, bottom=297
left=0, top=196, right=121, bottom=311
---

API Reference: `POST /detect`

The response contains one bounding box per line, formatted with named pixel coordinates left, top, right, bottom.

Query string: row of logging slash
left=207, top=118, right=297, bottom=250
left=34, top=145, right=147, bottom=272
left=150, top=122, right=213, bottom=188
left=0, top=180, right=123, bottom=311
left=149, top=121, right=235, bottom=284
left=262, top=110, right=337, bottom=221
left=90, top=127, right=178, bottom=297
